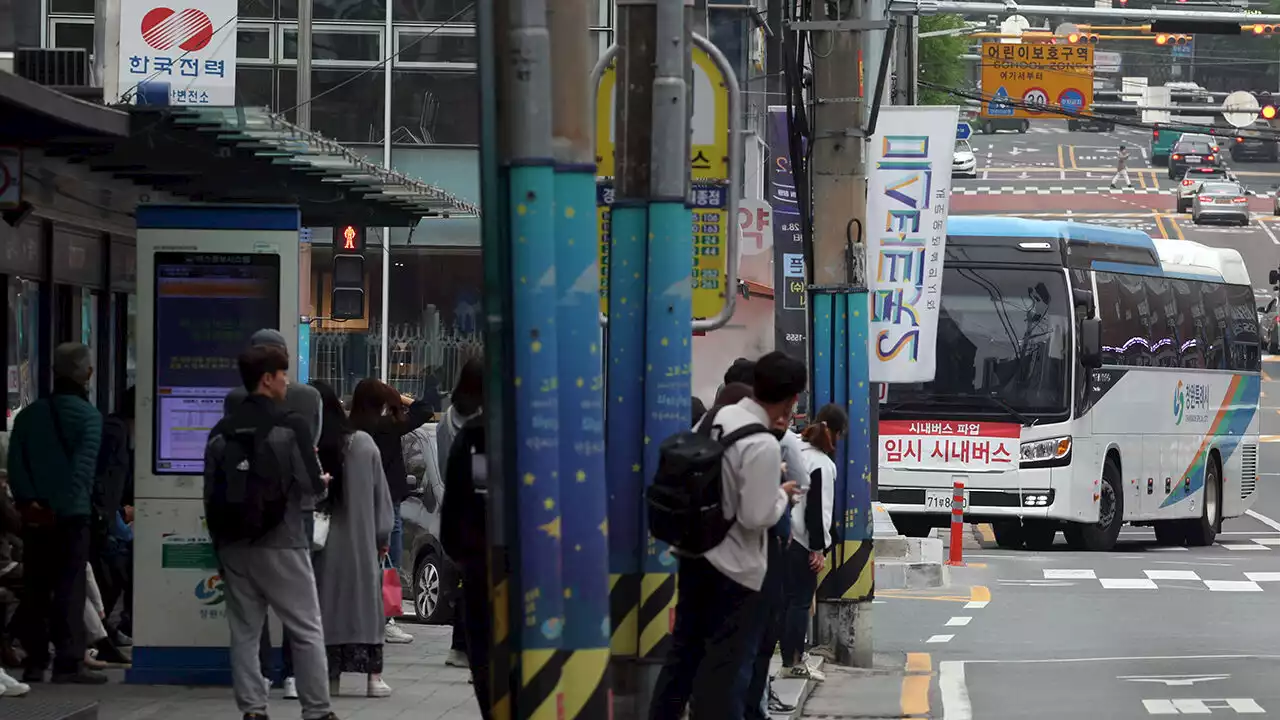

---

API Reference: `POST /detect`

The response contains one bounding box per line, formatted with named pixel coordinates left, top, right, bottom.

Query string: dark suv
left=1168, top=140, right=1219, bottom=179
left=1231, top=135, right=1278, bottom=162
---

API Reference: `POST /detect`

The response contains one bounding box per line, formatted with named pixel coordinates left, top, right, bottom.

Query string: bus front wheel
left=1184, top=457, right=1222, bottom=547
left=1080, top=457, right=1124, bottom=551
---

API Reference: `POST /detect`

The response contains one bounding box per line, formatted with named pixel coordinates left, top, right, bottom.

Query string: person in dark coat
left=348, top=378, right=433, bottom=645
left=441, top=412, right=490, bottom=720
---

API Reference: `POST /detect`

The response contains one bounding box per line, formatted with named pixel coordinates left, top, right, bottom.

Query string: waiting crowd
left=0, top=329, right=839, bottom=720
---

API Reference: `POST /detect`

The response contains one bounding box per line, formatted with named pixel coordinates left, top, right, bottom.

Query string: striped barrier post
left=946, top=477, right=966, bottom=567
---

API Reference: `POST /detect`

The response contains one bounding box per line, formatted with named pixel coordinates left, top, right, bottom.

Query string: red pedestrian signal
left=332, top=224, right=365, bottom=253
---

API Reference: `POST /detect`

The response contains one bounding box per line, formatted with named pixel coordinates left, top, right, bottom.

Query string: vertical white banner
left=865, top=106, right=959, bottom=383
left=115, top=0, right=238, bottom=105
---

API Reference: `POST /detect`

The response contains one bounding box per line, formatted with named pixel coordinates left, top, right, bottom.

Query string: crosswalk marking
left=1044, top=568, right=1096, bottom=579
left=1144, top=569, right=1201, bottom=581
left=1204, top=580, right=1264, bottom=592
left=1100, top=578, right=1159, bottom=589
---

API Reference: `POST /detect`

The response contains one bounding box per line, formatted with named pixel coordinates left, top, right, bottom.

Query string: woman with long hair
left=348, top=378, right=434, bottom=644
left=779, top=403, right=848, bottom=679
left=310, top=380, right=396, bottom=698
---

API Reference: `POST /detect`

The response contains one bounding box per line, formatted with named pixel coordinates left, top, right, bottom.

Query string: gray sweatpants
left=219, top=544, right=331, bottom=719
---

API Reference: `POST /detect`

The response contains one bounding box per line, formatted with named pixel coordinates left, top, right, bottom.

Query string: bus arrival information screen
left=152, top=252, right=281, bottom=475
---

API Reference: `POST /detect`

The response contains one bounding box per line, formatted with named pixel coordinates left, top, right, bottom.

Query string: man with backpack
left=205, top=344, right=336, bottom=720
left=7, top=343, right=105, bottom=686
left=647, top=351, right=807, bottom=720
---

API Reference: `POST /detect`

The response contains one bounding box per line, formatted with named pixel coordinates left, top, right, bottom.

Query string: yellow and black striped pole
left=810, top=287, right=875, bottom=667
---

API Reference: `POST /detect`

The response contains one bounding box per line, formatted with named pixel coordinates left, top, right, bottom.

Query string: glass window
left=395, top=29, right=477, bottom=65
left=390, top=70, right=478, bottom=145
left=709, top=8, right=748, bottom=85
left=279, top=68, right=386, bottom=142
left=49, top=0, right=94, bottom=14
left=240, top=0, right=275, bottom=18
left=281, top=0, right=386, bottom=22
left=1225, top=284, right=1260, bottom=372
left=8, top=278, right=40, bottom=417
left=393, top=0, right=476, bottom=23
left=51, top=21, right=94, bottom=53
left=283, top=28, right=382, bottom=62
left=236, top=66, right=275, bottom=109
left=238, top=28, right=272, bottom=61
left=1196, top=282, right=1228, bottom=370
left=1144, top=276, right=1180, bottom=368
left=1096, top=272, right=1147, bottom=367
left=1170, top=279, right=1205, bottom=369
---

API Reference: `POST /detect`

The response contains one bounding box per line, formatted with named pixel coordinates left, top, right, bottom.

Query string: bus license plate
left=924, top=489, right=969, bottom=513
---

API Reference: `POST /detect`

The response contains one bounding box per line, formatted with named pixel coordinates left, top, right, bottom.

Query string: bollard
left=946, top=478, right=966, bottom=567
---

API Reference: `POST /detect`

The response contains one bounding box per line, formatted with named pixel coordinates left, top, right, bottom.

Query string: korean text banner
left=116, top=0, right=238, bottom=106
left=865, top=106, right=959, bottom=384
left=980, top=42, right=1094, bottom=121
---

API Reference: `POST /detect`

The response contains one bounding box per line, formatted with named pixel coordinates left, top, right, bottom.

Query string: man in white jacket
left=649, top=351, right=807, bottom=720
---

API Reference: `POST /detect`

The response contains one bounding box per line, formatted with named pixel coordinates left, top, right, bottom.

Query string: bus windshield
left=885, top=266, right=1072, bottom=419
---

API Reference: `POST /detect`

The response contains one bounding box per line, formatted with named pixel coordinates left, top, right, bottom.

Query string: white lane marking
left=1204, top=579, right=1264, bottom=592
left=1145, top=569, right=1201, bottom=581
left=964, top=600, right=989, bottom=609
left=1143, top=699, right=1179, bottom=714
left=996, top=579, right=1076, bottom=586
left=1146, top=698, right=1266, bottom=714
left=939, top=661, right=971, bottom=720
left=1044, top=568, right=1096, bottom=579
left=1148, top=546, right=1191, bottom=552
left=959, top=654, right=1266, bottom=665
left=1245, top=571, right=1280, bottom=582
left=1219, top=544, right=1268, bottom=551
left=1153, top=560, right=1234, bottom=567
left=927, top=634, right=955, bottom=643
left=1252, top=537, right=1280, bottom=545
left=1119, top=675, right=1230, bottom=686
left=1219, top=530, right=1280, bottom=535
left=1260, top=218, right=1280, bottom=245
left=1100, top=578, right=1159, bottom=589
left=1245, top=509, right=1280, bottom=533
left=946, top=616, right=973, bottom=627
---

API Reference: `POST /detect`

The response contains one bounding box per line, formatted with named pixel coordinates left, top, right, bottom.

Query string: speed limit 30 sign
left=1022, top=87, right=1049, bottom=113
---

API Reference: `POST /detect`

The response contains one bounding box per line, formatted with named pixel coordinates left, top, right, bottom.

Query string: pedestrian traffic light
left=331, top=224, right=366, bottom=321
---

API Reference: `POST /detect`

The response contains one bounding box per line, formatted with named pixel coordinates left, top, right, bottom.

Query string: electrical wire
left=278, top=1, right=476, bottom=117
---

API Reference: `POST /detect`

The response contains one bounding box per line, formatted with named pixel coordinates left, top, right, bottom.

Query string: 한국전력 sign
left=115, top=0, right=238, bottom=106
left=865, top=106, right=959, bottom=384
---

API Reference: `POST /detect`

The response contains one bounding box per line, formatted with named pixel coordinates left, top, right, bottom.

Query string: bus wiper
left=949, top=393, right=1036, bottom=427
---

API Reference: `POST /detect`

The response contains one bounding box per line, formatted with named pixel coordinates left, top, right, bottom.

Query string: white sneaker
left=384, top=620, right=414, bottom=644
left=262, top=676, right=272, bottom=695
left=367, top=676, right=392, bottom=698
left=283, top=676, right=298, bottom=699
left=0, top=670, right=29, bottom=697
left=787, top=663, right=826, bottom=683
left=445, top=649, right=468, bottom=667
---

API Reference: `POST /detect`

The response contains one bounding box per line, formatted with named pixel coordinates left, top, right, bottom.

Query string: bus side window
left=1144, top=276, right=1179, bottom=369
left=1094, top=272, right=1126, bottom=367
left=1224, top=284, right=1261, bottom=372
left=1197, top=283, right=1228, bottom=370
left=1171, top=279, right=1205, bottom=369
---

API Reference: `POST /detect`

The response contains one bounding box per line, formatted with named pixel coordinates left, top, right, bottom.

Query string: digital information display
left=152, top=252, right=281, bottom=475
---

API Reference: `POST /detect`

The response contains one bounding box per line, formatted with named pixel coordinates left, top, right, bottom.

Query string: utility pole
left=805, top=0, right=877, bottom=668
left=549, top=0, right=612, bottom=717
left=893, top=15, right=918, bottom=105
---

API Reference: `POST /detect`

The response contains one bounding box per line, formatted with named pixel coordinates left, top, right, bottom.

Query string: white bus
left=879, top=217, right=1262, bottom=551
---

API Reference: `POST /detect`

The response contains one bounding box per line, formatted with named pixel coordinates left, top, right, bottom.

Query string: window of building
left=236, top=66, right=276, bottom=109
left=49, top=0, right=94, bottom=15
left=709, top=7, right=749, bottom=85
left=240, top=0, right=276, bottom=20
left=394, top=28, right=477, bottom=66
left=392, top=0, right=476, bottom=24
left=7, top=278, right=41, bottom=416
left=279, top=68, right=386, bottom=142
left=50, top=19, right=93, bottom=53
left=282, top=27, right=384, bottom=64
left=238, top=26, right=274, bottom=62
left=390, top=70, right=478, bottom=145
left=280, top=0, right=386, bottom=22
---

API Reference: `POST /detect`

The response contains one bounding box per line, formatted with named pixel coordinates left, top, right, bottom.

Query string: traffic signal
left=1067, top=32, right=1099, bottom=44
left=331, top=224, right=365, bottom=321
left=1252, top=24, right=1279, bottom=35
left=1260, top=91, right=1277, bottom=120
left=1154, top=34, right=1190, bottom=46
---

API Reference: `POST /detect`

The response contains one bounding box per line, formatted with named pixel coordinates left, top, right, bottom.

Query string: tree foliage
left=918, top=14, right=970, bottom=105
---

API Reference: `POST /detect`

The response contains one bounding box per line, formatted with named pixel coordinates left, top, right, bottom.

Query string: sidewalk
left=7, top=624, right=481, bottom=720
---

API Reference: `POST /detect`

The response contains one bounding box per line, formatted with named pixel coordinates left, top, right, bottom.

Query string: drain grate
left=1, top=700, right=98, bottom=720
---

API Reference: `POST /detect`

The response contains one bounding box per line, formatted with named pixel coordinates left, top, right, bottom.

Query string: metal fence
left=310, top=319, right=483, bottom=407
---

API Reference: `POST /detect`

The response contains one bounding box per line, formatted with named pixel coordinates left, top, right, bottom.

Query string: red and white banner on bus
left=879, top=420, right=1020, bottom=471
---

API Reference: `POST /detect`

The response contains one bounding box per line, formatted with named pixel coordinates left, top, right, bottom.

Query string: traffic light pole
left=888, top=0, right=1280, bottom=22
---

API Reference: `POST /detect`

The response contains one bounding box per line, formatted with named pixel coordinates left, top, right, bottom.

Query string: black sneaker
left=768, top=687, right=796, bottom=713
left=92, top=639, right=132, bottom=666
left=51, top=667, right=108, bottom=684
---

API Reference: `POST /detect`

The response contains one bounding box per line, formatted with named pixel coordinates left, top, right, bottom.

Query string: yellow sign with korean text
left=596, top=47, right=731, bottom=319
left=980, top=42, right=1094, bottom=121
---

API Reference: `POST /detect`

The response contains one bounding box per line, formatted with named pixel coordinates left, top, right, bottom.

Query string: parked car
left=978, top=117, right=1029, bottom=134
left=398, top=423, right=461, bottom=624
left=1067, top=117, right=1115, bottom=132
left=1191, top=181, right=1252, bottom=226
left=953, top=140, right=977, bottom=178
left=1173, top=166, right=1232, bottom=213
left=1231, top=135, right=1278, bottom=162
left=1168, top=139, right=1220, bottom=179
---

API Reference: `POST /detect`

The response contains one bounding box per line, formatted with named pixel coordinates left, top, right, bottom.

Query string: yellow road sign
left=596, top=46, right=731, bottom=319
left=980, top=42, right=1094, bottom=120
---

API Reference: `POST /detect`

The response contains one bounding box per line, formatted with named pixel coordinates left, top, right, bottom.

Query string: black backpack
left=204, top=418, right=289, bottom=545
left=646, top=405, right=772, bottom=555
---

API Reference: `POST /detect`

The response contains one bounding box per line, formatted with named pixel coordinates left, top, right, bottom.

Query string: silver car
left=1191, top=181, right=1252, bottom=226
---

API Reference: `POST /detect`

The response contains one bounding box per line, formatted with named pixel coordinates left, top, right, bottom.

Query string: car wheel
left=983, top=121, right=994, bottom=135
left=1184, top=456, right=1222, bottom=547
left=1080, top=456, right=1124, bottom=552
left=1270, top=332, right=1279, bottom=354
left=414, top=551, right=445, bottom=623
left=1018, top=121, right=1029, bottom=133
left=1068, top=120, right=1078, bottom=131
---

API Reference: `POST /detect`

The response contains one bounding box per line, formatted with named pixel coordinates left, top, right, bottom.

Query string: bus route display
left=152, top=252, right=280, bottom=475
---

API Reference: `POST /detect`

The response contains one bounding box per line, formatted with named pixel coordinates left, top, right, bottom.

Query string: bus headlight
left=1020, top=436, right=1072, bottom=465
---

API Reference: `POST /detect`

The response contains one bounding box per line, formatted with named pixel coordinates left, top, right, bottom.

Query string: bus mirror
left=1081, top=318, right=1103, bottom=369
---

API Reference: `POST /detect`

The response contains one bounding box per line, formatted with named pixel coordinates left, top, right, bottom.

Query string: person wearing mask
left=223, top=329, right=322, bottom=692
left=780, top=404, right=846, bottom=682
left=436, top=358, right=483, bottom=669
left=348, top=378, right=433, bottom=645
left=206, top=345, right=335, bottom=720
left=440, top=370, right=490, bottom=719
left=310, top=381, right=395, bottom=698
left=8, top=342, right=105, bottom=685
left=649, top=351, right=807, bottom=720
